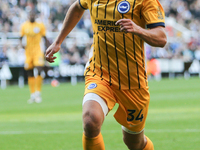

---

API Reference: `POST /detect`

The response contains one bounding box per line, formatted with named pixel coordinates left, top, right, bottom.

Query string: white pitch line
left=0, top=129, right=200, bottom=135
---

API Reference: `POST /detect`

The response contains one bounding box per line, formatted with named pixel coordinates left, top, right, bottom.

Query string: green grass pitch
left=0, top=77, right=200, bottom=150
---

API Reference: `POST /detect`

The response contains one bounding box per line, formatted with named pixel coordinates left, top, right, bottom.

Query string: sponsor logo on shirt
left=94, top=19, right=120, bottom=32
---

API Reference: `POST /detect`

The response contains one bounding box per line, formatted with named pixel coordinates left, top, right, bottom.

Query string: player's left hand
left=116, top=19, right=141, bottom=34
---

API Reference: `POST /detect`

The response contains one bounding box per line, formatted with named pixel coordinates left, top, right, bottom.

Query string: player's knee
left=82, top=111, right=102, bottom=129
left=82, top=111, right=102, bottom=137
left=35, top=67, right=43, bottom=75
left=27, top=70, right=34, bottom=77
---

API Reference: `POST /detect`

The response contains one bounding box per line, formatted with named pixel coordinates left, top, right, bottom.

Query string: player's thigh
left=24, top=55, right=33, bottom=70
left=33, top=52, right=45, bottom=67
left=83, top=93, right=108, bottom=120
left=83, top=75, right=117, bottom=115
left=113, top=87, right=150, bottom=133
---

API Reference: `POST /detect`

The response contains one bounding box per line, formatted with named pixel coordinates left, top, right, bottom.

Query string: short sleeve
left=79, top=0, right=88, bottom=9
left=142, top=0, right=165, bottom=28
left=40, top=23, right=46, bottom=36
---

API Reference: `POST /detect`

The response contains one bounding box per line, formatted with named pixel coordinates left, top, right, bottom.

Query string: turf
left=0, top=77, right=199, bottom=150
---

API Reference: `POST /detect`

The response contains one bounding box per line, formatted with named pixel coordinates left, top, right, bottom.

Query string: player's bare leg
left=82, top=100, right=105, bottom=150
left=122, top=129, right=154, bottom=150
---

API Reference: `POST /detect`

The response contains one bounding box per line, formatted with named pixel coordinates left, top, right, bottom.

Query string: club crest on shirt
left=33, top=27, right=40, bottom=33
left=117, top=1, right=130, bottom=14
left=88, top=83, right=97, bottom=90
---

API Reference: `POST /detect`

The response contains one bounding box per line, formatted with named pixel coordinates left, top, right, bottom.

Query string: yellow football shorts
left=84, top=75, right=150, bottom=133
left=24, top=51, right=44, bottom=70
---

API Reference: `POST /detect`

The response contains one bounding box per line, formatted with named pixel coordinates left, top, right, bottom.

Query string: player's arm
left=19, top=36, right=25, bottom=49
left=116, top=19, right=167, bottom=47
left=138, top=26, right=167, bottom=47
left=19, top=23, right=25, bottom=49
left=45, top=0, right=85, bottom=63
left=43, top=36, right=51, bottom=48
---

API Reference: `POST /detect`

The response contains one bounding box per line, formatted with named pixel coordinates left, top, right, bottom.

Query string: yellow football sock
left=143, top=135, right=154, bottom=150
left=82, top=132, right=105, bottom=150
left=28, top=77, right=35, bottom=94
left=35, top=75, right=43, bottom=92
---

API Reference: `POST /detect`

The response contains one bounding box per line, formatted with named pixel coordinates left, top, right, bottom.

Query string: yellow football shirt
left=80, top=0, right=165, bottom=89
left=20, top=21, right=46, bottom=55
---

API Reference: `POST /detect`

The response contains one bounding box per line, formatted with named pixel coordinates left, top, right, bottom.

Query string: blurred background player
left=20, top=10, right=50, bottom=103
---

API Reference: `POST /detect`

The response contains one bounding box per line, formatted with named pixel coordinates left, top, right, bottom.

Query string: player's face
left=29, top=12, right=35, bottom=23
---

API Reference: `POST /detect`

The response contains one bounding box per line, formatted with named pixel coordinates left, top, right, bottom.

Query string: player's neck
left=30, top=21, right=35, bottom=23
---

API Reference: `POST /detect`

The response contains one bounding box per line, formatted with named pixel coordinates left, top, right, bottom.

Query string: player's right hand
left=45, top=43, right=60, bottom=63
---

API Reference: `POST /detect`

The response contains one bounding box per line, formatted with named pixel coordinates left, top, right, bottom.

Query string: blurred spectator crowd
left=0, top=0, right=200, bottom=67
left=0, top=0, right=91, bottom=67
left=148, top=0, right=200, bottom=61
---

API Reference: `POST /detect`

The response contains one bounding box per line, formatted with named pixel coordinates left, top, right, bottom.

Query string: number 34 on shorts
left=127, top=109, right=144, bottom=122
